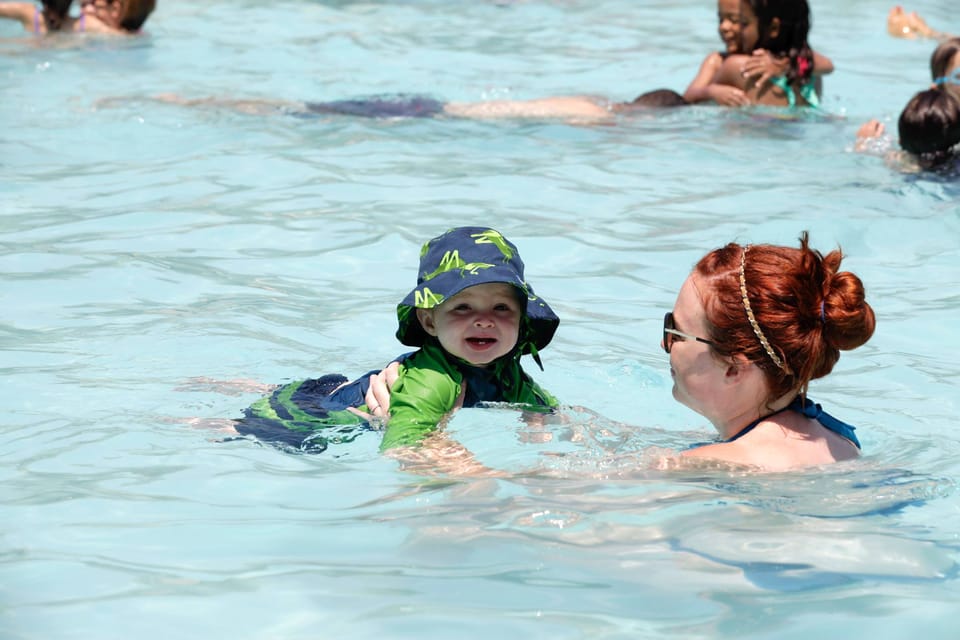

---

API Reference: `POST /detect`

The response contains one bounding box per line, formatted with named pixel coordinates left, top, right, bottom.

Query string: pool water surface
left=2, top=1, right=959, bottom=638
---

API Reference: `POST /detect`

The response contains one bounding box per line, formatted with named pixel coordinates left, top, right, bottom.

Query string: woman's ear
left=416, top=308, right=438, bottom=336
left=724, top=353, right=753, bottom=380
left=767, top=17, right=781, bottom=39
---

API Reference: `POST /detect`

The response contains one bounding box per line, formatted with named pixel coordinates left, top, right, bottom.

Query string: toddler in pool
left=231, top=226, right=559, bottom=458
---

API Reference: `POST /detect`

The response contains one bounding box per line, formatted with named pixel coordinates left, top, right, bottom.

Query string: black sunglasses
left=663, top=312, right=717, bottom=354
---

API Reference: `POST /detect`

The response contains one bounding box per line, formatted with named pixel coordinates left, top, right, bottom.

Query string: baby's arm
left=378, top=363, right=462, bottom=450
left=0, top=2, right=37, bottom=30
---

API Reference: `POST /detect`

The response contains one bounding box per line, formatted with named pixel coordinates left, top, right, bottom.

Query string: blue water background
left=2, top=1, right=959, bottom=638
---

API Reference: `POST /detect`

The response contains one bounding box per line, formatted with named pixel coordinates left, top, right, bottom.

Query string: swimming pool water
left=2, top=1, right=959, bottom=638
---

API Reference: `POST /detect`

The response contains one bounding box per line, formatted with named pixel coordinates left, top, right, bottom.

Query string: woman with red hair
left=663, top=232, right=875, bottom=470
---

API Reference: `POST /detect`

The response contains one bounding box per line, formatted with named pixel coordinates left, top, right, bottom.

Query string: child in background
left=684, top=0, right=833, bottom=107
left=1, top=0, right=76, bottom=32
left=82, top=0, right=154, bottom=33
left=0, top=0, right=154, bottom=34
left=856, top=89, right=960, bottom=172
left=114, top=88, right=688, bottom=124
left=857, top=38, right=960, bottom=171
left=232, top=227, right=559, bottom=457
left=886, top=6, right=954, bottom=41
left=930, top=37, right=960, bottom=100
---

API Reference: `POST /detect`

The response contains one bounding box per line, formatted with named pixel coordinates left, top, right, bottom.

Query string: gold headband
left=739, top=247, right=793, bottom=375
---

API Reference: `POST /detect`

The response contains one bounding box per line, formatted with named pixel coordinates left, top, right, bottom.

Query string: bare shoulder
left=681, top=441, right=753, bottom=464
left=671, top=443, right=761, bottom=471
left=714, top=54, right=750, bottom=87
left=700, top=51, right=724, bottom=69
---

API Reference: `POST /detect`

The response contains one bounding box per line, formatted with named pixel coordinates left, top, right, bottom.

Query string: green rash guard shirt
left=381, top=340, right=557, bottom=450
left=235, top=340, right=557, bottom=453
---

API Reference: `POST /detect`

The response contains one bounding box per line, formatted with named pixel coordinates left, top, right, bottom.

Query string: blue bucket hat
left=396, top=227, right=559, bottom=359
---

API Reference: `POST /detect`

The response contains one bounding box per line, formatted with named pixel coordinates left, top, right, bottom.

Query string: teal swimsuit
left=726, top=396, right=861, bottom=448
left=769, top=76, right=820, bottom=108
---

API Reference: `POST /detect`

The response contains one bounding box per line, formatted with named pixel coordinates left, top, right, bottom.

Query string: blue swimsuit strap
left=725, top=396, right=861, bottom=449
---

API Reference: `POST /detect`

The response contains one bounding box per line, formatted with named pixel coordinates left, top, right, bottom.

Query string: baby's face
left=415, top=283, right=522, bottom=367
left=716, top=0, right=760, bottom=54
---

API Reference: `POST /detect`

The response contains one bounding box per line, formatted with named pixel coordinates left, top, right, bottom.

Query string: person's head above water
left=751, top=0, right=814, bottom=81
left=931, top=37, right=960, bottom=78
left=41, top=0, right=72, bottom=29
left=931, top=37, right=960, bottom=99
left=716, top=0, right=761, bottom=55
left=81, top=0, right=155, bottom=32
left=671, top=231, right=875, bottom=413
left=395, top=226, right=558, bottom=368
left=625, top=89, right=690, bottom=108
left=897, top=88, right=960, bottom=168
left=714, top=0, right=815, bottom=85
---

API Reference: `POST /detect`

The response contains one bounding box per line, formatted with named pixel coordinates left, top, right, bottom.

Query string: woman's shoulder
left=680, top=413, right=857, bottom=471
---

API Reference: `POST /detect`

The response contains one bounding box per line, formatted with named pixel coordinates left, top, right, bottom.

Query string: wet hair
left=930, top=37, right=960, bottom=80
left=41, top=0, right=73, bottom=30
left=693, top=231, right=875, bottom=405
left=626, top=89, right=689, bottom=108
left=897, top=88, right=960, bottom=167
left=79, top=0, right=154, bottom=31
left=746, top=0, right=814, bottom=82
left=120, top=0, right=154, bottom=31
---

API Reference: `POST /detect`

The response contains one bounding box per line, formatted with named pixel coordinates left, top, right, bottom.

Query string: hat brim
left=395, top=266, right=558, bottom=352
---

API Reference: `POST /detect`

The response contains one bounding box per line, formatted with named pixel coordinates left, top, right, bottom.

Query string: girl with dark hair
left=684, top=0, right=833, bottom=107
left=930, top=37, right=960, bottom=100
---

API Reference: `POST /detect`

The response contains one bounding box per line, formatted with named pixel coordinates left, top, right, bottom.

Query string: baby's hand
left=708, top=84, right=750, bottom=107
